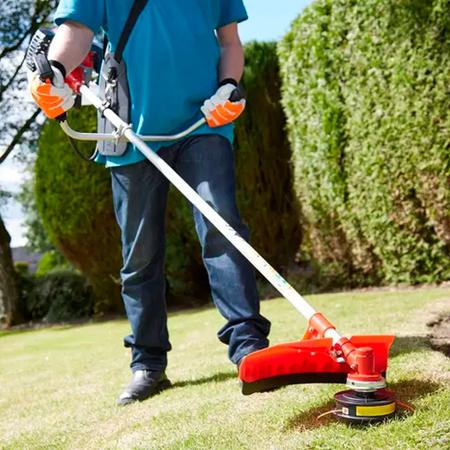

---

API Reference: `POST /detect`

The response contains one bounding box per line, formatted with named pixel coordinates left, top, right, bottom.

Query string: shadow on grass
left=389, top=336, right=431, bottom=358
left=171, top=370, right=237, bottom=389
left=284, top=378, right=443, bottom=432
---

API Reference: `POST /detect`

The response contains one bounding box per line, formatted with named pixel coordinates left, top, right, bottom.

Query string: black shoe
left=117, top=370, right=171, bottom=406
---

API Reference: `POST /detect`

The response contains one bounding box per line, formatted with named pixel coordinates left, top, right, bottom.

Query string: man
left=29, top=0, right=270, bottom=406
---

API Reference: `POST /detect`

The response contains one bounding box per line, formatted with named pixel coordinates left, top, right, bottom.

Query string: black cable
left=66, top=135, right=98, bottom=162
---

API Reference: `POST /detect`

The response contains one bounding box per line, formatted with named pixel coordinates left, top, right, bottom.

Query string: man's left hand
left=201, top=79, right=246, bottom=128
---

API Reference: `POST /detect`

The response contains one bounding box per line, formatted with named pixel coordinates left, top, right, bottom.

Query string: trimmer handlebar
left=34, top=52, right=206, bottom=142
left=61, top=85, right=206, bottom=143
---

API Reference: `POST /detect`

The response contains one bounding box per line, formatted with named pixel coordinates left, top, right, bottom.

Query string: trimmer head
left=238, top=328, right=399, bottom=423
left=333, top=388, right=397, bottom=424
left=239, top=333, right=398, bottom=423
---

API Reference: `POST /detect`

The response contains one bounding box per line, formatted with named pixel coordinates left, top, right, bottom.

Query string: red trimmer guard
left=239, top=335, right=394, bottom=395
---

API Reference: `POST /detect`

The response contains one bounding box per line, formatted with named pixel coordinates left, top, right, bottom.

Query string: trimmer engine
left=26, top=28, right=102, bottom=93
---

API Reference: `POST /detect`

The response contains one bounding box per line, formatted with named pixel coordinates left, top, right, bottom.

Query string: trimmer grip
left=33, top=53, right=67, bottom=122
left=229, top=84, right=246, bottom=102
left=34, top=53, right=54, bottom=82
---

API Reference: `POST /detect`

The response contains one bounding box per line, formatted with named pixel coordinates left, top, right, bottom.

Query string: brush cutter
left=27, top=32, right=402, bottom=424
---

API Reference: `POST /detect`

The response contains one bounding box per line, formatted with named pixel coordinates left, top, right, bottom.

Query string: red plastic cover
left=239, top=335, right=394, bottom=384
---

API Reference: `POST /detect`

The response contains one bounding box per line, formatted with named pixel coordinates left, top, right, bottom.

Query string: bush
left=279, top=0, right=450, bottom=285
left=17, top=178, right=55, bottom=254
left=35, top=250, right=71, bottom=277
left=14, top=261, right=30, bottom=275
left=163, top=41, right=302, bottom=301
left=36, top=107, right=123, bottom=314
left=27, top=270, right=93, bottom=322
left=14, top=268, right=34, bottom=323
left=163, top=41, right=303, bottom=301
left=235, top=42, right=302, bottom=270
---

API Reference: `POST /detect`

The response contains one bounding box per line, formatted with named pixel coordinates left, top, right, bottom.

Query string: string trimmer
left=27, top=29, right=404, bottom=424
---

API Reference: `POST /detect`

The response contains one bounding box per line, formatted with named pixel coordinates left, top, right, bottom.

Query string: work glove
left=201, top=79, right=246, bottom=127
left=28, top=62, right=74, bottom=119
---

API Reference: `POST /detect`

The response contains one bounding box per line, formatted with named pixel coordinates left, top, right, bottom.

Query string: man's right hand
left=29, top=65, right=74, bottom=119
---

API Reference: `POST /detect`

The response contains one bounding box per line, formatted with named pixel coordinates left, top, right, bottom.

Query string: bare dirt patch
left=427, top=314, right=450, bottom=358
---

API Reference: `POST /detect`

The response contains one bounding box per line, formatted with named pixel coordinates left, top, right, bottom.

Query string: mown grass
left=0, top=286, right=449, bottom=449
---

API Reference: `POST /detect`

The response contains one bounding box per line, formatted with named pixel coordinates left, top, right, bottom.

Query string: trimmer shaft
left=334, top=389, right=396, bottom=424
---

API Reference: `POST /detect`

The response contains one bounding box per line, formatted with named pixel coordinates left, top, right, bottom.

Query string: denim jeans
left=111, top=134, right=271, bottom=372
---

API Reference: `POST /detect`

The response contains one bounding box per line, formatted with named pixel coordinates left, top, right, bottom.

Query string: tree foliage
left=279, top=0, right=450, bottom=285
left=0, top=0, right=57, bottom=163
left=0, top=1, right=57, bottom=326
left=17, top=180, right=55, bottom=253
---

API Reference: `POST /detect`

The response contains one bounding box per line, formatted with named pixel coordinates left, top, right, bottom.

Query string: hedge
left=279, top=0, right=450, bottom=285
left=26, top=270, right=94, bottom=322
left=235, top=41, right=301, bottom=270
left=35, top=107, right=123, bottom=314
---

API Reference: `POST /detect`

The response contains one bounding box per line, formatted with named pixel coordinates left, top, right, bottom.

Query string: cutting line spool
left=334, top=389, right=397, bottom=424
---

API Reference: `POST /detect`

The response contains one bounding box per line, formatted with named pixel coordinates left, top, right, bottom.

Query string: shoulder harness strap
left=115, top=0, right=149, bottom=62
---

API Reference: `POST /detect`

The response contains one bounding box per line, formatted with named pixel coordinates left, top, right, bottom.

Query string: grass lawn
left=1, top=286, right=449, bottom=449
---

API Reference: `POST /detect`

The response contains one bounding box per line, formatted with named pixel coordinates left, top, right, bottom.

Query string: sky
left=0, top=0, right=313, bottom=248
left=240, top=0, right=311, bottom=43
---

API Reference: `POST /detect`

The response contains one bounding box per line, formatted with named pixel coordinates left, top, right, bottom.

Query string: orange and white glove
left=28, top=63, right=74, bottom=119
left=201, top=79, right=246, bottom=128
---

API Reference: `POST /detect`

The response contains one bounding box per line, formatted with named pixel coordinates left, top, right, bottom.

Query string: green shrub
left=163, top=41, right=303, bottom=301
left=14, top=269, right=34, bottom=322
left=279, top=0, right=450, bottom=285
left=35, top=250, right=70, bottom=277
left=36, top=107, right=123, bottom=314
left=163, top=42, right=303, bottom=301
left=235, top=42, right=302, bottom=270
left=14, top=261, right=30, bottom=275
left=163, top=42, right=302, bottom=301
left=27, top=270, right=93, bottom=322
left=17, top=178, right=55, bottom=254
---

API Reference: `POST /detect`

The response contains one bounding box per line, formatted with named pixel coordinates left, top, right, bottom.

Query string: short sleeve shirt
left=54, top=0, right=248, bottom=167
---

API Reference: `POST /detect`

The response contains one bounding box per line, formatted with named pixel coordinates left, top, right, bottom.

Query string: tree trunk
left=0, top=215, right=20, bottom=328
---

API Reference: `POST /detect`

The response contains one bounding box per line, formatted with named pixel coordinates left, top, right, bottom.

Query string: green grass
left=1, top=287, right=449, bottom=449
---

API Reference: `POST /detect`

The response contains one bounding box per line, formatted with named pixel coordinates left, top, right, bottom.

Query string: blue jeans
left=111, top=134, right=271, bottom=372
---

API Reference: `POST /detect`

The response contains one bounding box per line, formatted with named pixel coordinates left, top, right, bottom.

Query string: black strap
left=102, top=33, right=108, bottom=58
left=115, top=0, right=149, bottom=63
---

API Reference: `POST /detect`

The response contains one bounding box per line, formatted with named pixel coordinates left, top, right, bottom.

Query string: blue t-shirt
left=54, top=0, right=248, bottom=167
